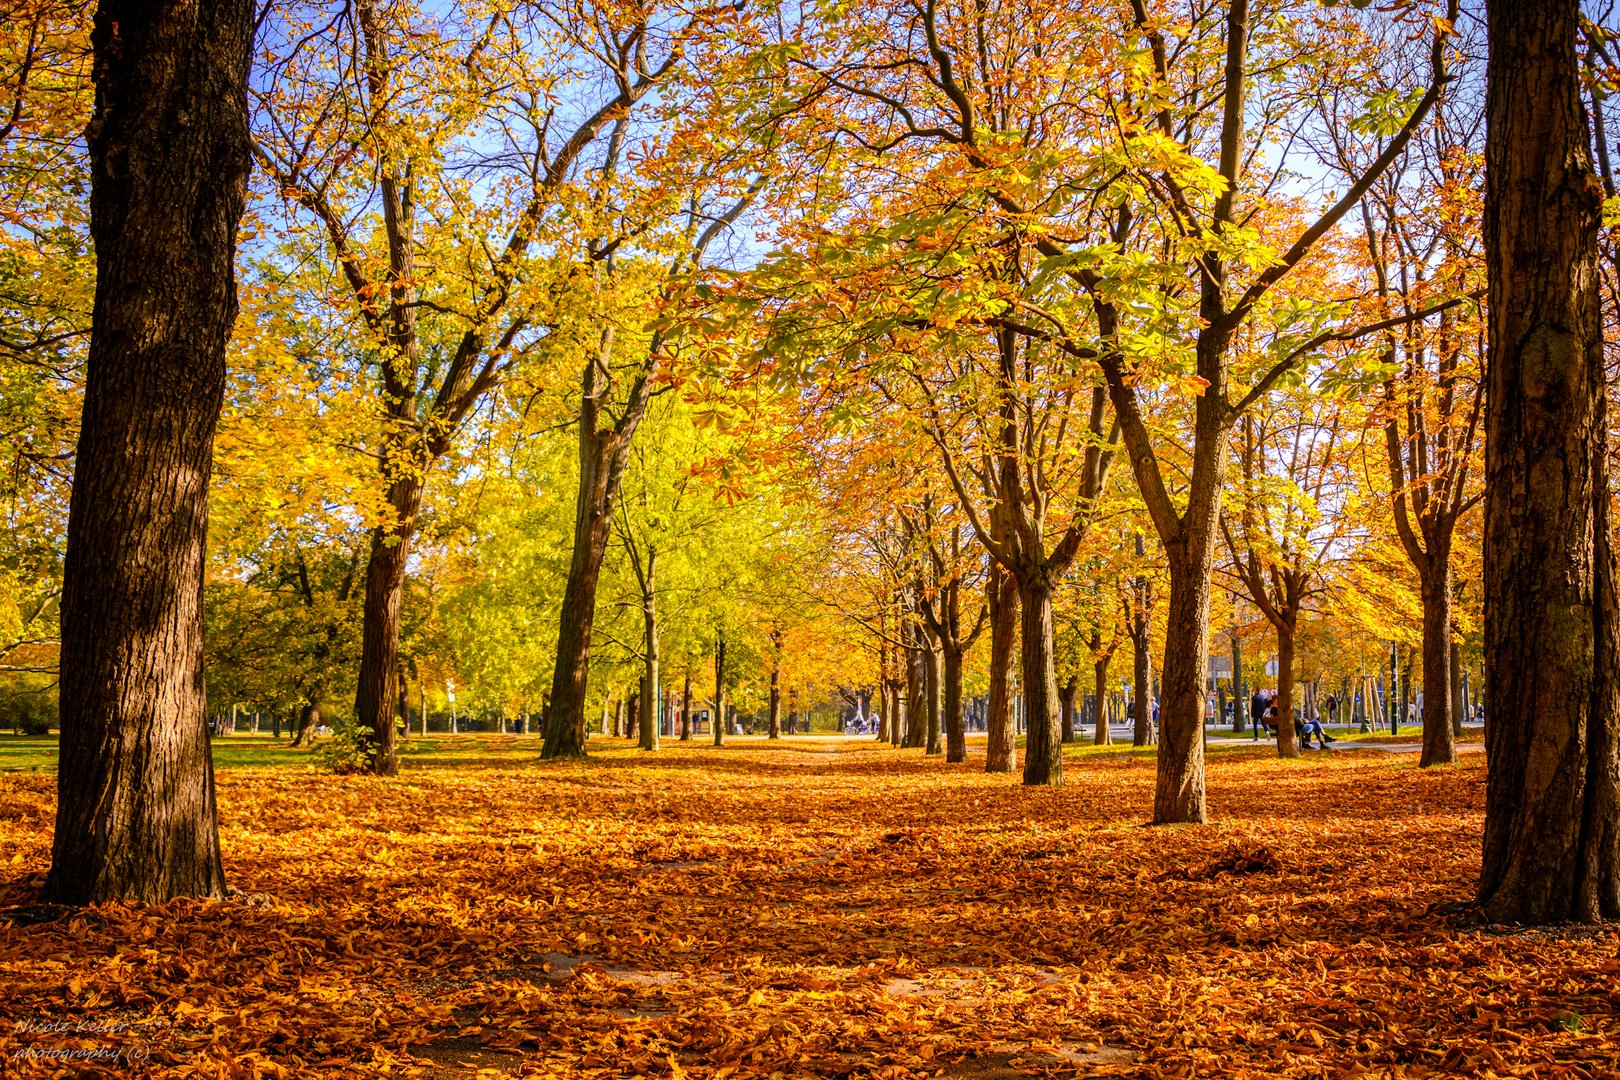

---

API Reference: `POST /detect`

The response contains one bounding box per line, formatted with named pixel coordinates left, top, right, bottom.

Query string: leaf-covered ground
left=1, top=736, right=1616, bottom=1078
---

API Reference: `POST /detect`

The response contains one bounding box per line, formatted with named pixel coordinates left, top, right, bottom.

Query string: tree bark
left=1230, top=634, right=1248, bottom=734
left=543, top=331, right=656, bottom=759
left=1419, top=563, right=1457, bottom=766
left=712, top=632, right=727, bottom=747
left=984, top=563, right=1018, bottom=773
left=923, top=635, right=942, bottom=754
left=1018, top=579, right=1063, bottom=786
left=638, top=553, right=659, bottom=752
left=354, top=475, right=422, bottom=775
left=768, top=629, right=782, bottom=739
left=542, top=426, right=619, bottom=759
left=1479, top=0, right=1620, bottom=923
left=1131, top=620, right=1153, bottom=746
left=1093, top=654, right=1113, bottom=746
left=1450, top=637, right=1465, bottom=738
left=1059, top=675, right=1077, bottom=744
left=1274, top=620, right=1300, bottom=758
left=1154, top=548, right=1213, bottom=823
left=680, top=672, right=692, bottom=741
left=943, top=647, right=966, bottom=762
left=46, top=0, right=252, bottom=905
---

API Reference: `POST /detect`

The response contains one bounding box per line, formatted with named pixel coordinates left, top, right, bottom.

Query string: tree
left=1478, top=0, right=1620, bottom=924
left=255, top=0, right=710, bottom=773
left=46, top=0, right=252, bottom=903
left=1324, top=48, right=1487, bottom=768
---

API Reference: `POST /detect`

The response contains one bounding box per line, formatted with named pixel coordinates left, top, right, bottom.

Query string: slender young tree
left=1478, top=0, right=1620, bottom=923
left=46, top=0, right=253, bottom=904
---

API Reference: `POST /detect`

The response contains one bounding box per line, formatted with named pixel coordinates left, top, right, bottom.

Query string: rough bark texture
left=1154, top=548, right=1214, bottom=823
left=354, top=476, right=421, bottom=775
left=984, top=564, right=1018, bottom=773
left=1274, top=622, right=1299, bottom=757
left=1019, top=581, right=1063, bottom=787
left=46, top=0, right=252, bottom=904
left=1479, top=0, right=1620, bottom=923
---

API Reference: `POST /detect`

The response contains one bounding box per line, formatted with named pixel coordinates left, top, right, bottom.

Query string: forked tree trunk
left=984, top=564, right=1018, bottom=773
left=46, top=0, right=252, bottom=905
left=943, top=648, right=966, bottom=762
left=1018, top=580, right=1062, bottom=786
left=1419, top=562, right=1457, bottom=766
left=1479, top=0, right=1620, bottom=923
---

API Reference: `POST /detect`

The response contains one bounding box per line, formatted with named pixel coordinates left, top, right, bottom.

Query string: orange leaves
left=1, top=739, right=1618, bottom=1077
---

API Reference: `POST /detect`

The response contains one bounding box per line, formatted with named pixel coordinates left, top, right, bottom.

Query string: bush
left=0, top=685, right=58, bottom=736
left=312, top=716, right=374, bottom=774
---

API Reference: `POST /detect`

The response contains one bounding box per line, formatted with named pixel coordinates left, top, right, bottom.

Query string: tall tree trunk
left=638, top=558, right=659, bottom=752
left=1450, top=637, right=1465, bottom=738
left=1274, top=620, right=1299, bottom=758
left=680, top=673, right=692, bottom=741
left=1419, top=561, right=1457, bottom=766
left=876, top=681, right=892, bottom=743
left=943, top=647, right=966, bottom=762
left=889, top=680, right=904, bottom=747
left=1132, top=624, right=1153, bottom=746
left=1231, top=634, right=1248, bottom=734
left=904, top=616, right=925, bottom=749
left=46, top=0, right=252, bottom=905
left=355, top=476, right=422, bottom=775
left=1154, top=548, right=1214, bottom=823
left=712, top=632, right=727, bottom=747
left=1480, top=0, right=1620, bottom=923
left=984, top=563, right=1018, bottom=773
left=768, top=630, right=782, bottom=739
left=542, top=440, right=616, bottom=759
left=923, top=636, right=942, bottom=754
left=1018, top=579, right=1062, bottom=786
left=1093, top=654, right=1113, bottom=746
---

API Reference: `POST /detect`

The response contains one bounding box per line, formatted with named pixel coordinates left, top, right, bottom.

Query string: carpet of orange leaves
left=2, top=736, right=1617, bottom=1079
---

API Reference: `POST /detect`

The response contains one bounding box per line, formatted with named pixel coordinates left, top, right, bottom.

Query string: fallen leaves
left=0, top=736, right=1615, bottom=1078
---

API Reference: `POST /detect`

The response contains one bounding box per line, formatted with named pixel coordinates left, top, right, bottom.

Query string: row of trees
left=3, top=0, right=1615, bottom=923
